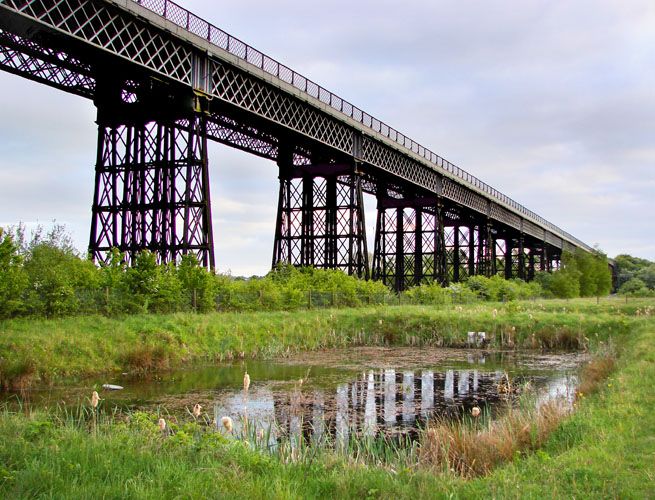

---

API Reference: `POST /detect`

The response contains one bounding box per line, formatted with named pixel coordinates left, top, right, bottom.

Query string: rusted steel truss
left=1, top=0, right=570, bottom=289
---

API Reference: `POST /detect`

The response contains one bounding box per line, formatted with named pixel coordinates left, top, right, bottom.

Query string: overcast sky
left=1, top=0, right=653, bottom=275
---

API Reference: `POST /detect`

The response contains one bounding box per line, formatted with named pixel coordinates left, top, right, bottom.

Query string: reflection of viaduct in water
left=272, top=365, right=523, bottom=444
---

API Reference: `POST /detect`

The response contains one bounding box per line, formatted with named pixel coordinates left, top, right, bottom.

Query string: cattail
left=243, top=372, right=251, bottom=393
left=192, top=404, right=202, bottom=418
left=471, top=406, right=481, bottom=418
left=221, top=416, right=233, bottom=433
left=91, top=391, right=100, bottom=409
left=158, top=418, right=167, bottom=432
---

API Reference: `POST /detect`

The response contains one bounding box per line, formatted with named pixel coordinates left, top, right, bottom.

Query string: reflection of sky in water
left=211, top=365, right=579, bottom=443
left=7, top=347, right=585, bottom=442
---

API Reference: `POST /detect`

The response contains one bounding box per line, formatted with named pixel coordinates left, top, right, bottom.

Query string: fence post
left=308, top=290, right=312, bottom=309
left=193, top=289, right=197, bottom=312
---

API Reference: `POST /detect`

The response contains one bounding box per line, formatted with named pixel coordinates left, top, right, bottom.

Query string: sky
left=1, top=0, right=653, bottom=275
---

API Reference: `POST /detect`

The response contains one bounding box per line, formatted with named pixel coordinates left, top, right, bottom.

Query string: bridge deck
left=0, top=0, right=591, bottom=254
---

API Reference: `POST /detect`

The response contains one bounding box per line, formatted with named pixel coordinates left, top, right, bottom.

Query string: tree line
left=612, top=254, right=655, bottom=296
left=0, top=225, right=614, bottom=319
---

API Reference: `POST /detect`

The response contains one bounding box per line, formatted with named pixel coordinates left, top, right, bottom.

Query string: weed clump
left=121, top=345, right=171, bottom=373
left=420, top=401, right=568, bottom=477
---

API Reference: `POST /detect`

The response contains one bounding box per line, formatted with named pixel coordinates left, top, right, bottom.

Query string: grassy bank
left=0, top=299, right=653, bottom=498
left=0, top=298, right=646, bottom=389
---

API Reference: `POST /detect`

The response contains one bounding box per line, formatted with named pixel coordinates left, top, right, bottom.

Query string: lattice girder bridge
left=0, top=0, right=585, bottom=290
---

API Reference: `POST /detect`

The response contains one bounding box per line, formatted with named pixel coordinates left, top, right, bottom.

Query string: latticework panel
left=1, top=0, right=193, bottom=83
left=372, top=204, right=444, bottom=291
left=211, top=63, right=354, bottom=154
left=442, top=179, right=488, bottom=216
left=205, top=114, right=278, bottom=160
left=545, top=232, right=563, bottom=248
left=494, top=239, right=507, bottom=277
left=562, top=241, right=576, bottom=253
left=0, top=28, right=94, bottom=96
left=522, top=219, right=544, bottom=241
left=272, top=171, right=368, bottom=277
left=490, top=203, right=522, bottom=231
left=89, top=115, right=214, bottom=267
left=361, top=138, right=440, bottom=193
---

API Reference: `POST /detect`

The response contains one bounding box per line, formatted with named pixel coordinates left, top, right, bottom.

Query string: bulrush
left=158, top=418, right=167, bottom=432
left=192, top=404, right=202, bottom=418
left=243, top=372, right=251, bottom=393
left=221, top=416, right=233, bottom=433
left=471, top=406, right=481, bottom=418
left=91, top=391, right=100, bottom=409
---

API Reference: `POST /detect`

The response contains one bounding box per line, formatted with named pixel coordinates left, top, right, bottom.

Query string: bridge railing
left=135, top=0, right=589, bottom=251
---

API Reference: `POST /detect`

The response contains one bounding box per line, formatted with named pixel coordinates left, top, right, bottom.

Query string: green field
left=1, top=298, right=654, bottom=498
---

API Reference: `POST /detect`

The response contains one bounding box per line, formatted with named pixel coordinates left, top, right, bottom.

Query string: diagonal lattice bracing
left=89, top=114, right=214, bottom=268
left=372, top=196, right=446, bottom=291
left=272, top=163, right=368, bottom=278
left=0, top=28, right=95, bottom=96
left=0, top=0, right=591, bottom=254
left=0, top=0, right=593, bottom=279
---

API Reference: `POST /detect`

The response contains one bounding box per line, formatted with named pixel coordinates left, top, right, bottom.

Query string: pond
left=5, top=347, right=584, bottom=445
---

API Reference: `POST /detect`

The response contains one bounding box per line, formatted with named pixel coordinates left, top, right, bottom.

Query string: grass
left=0, top=297, right=647, bottom=389
left=0, top=297, right=654, bottom=497
left=420, top=399, right=569, bottom=478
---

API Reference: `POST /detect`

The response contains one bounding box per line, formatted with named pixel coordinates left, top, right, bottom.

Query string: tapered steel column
left=373, top=196, right=445, bottom=291
left=272, top=162, right=368, bottom=278
left=89, top=113, right=214, bottom=268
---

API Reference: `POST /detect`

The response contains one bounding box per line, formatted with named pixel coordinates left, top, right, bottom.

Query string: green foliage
left=403, top=282, right=452, bottom=304
left=613, top=254, right=654, bottom=290
left=1, top=304, right=654, bottom=498
left=538, top=249, right=612, bottom=299
left=177, top=254, right=216, bottom=312
left=0, top=223, right=621, bottom=319
left=21, top=226, right=100, bottom=317
left=0, top=229, right=27, bottom=317
left=460, top=275, right=542, bottom=302
left=618, top=278, right=654, bottom=297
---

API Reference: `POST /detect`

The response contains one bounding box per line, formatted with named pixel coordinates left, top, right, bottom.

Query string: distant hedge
left=0, top=225, right=613, bottom=319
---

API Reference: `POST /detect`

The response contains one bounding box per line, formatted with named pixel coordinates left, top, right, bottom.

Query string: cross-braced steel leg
left=372, top=197, right=444, bottom=291
left=89, top=114, right=214, bottom=267
left=272, top=163, right=368, bottom=278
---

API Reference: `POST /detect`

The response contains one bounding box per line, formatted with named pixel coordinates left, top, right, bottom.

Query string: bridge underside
left=0, top=2, right=568, bottom=290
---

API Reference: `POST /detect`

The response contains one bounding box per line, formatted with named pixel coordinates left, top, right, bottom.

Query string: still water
left=6, top=347, right=584, bottom=441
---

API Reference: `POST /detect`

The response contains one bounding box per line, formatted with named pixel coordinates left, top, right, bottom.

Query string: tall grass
left=1, top=298, right=645, bottom=390
left=1, top=306, right=654, bottom=498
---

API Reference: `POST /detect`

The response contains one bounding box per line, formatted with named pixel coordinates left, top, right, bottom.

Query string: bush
left=618, top=278, right=654, bottom=297
left=0, top=229, right=28, bottom=317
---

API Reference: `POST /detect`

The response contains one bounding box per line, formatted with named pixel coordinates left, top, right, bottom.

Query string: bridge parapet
left=123, top=0, right=591, bottom=252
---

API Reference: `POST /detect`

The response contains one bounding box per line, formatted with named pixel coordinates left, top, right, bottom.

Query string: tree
left=177, top=254, right=216, bottom=312
left=22, top=239, right=99, bottom=317
left=0, top=228, right=28, bottom=317
left=636, top=264, right=655, bottom=290
left=613, top=254, right=652, bottom=289
left=618, top=277, right=651, bottom=297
